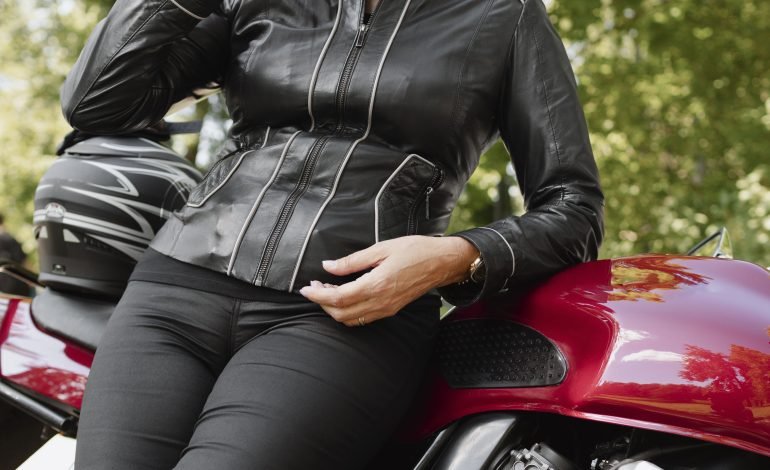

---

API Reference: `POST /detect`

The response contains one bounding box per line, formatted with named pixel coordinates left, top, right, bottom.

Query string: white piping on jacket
left=261, top=126, right=271, bottom=148
left=307, top=1, right=343, bottom=131
left=288, top=0, right=414, bottom=291
left=169, top=0, right=206, bottom=21
left=226, top=131, right=302, bottom=276
left=477, top=226, right=516, bottom=277
left=186, top=150, right=254, bottom=208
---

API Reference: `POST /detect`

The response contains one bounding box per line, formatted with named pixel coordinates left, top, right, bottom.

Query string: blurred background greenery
left=0, top=0, right=768, bottom=270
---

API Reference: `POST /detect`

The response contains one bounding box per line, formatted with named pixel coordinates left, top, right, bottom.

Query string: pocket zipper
left=408, top=165, right=444, bottom=234
left=424, top=166, right=444, bottom=220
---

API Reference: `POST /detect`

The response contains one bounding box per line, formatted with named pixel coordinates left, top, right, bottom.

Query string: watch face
left=470, top=258, right=486, bottom=284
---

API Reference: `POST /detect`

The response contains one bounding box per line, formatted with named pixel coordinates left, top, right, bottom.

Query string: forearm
left=61, top=0, right=224, bottom=134
left=436, top=236, right=481, bottom=286
left=437, top=0, right=604, bottom=307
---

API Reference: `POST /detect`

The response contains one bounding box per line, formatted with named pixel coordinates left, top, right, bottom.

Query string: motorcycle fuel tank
left=405, top=255, right=770, bottom=457
left=0, top=296, right=92, bottom=412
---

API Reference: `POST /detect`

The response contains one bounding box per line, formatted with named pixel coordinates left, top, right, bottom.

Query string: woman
left=61, top=0, right=604, bottom=468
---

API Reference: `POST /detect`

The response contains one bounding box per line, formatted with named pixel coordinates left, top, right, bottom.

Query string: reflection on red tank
left=595, top=338, right=770, bottom=427
left=681, top=341, right=770, bottom=422
left=608, top=257, right=709, bottom=303
left=0, top=297, right=92, bottom=410
left=7, top=368, right=87, bottom=409
left=404, top=255, right=770, bottom=457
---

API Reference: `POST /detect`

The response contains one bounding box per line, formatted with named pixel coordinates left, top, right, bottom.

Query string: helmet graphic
left=34, top=135, right=202, bottom=298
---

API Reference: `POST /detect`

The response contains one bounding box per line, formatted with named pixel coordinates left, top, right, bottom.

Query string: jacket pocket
left=375, top=154, right=444, bottom=242
left=186, top=149, right=251, bottom=208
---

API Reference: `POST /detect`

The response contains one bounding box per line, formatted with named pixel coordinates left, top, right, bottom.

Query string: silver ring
left=357, top=316, right=366, bottom=327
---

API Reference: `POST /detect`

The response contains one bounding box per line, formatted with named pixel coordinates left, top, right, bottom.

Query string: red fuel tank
left=405, top=255, right=770, bottom=457
left=0, top=296, right=93, bottom=411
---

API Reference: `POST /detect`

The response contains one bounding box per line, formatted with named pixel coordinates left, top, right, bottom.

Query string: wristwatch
left=468, top=255, right=486, bottom=284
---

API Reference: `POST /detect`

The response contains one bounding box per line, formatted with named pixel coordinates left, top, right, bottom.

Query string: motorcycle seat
left=31, top=288, right=116, bottom=351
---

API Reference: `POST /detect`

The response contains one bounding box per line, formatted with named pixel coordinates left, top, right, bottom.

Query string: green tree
left=0, top=0, right=203, bottom=266
left=450, top=0, right=769, bottom=266
left=1, top=0, right=768, bottom=271
left=542, top=0, right=770, bottom=263
left=0, top=0, right=102, bottom=264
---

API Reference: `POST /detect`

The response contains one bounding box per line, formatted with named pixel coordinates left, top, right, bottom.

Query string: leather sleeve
left=60, top=0, right=229, bottom=134
left=438, top=0, right=605, bottom=307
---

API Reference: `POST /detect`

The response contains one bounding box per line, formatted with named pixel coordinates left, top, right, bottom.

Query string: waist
left=131, top=247, right=442, bottom=312
left=149, top=130, right=457, bottom=293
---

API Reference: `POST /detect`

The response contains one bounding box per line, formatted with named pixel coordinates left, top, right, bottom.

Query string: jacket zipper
left=335, top=0, right=383, bottom=132
left=254, top=135, right=331, bottom=285
left=254, top=2, right=383, bottom=285
left=407, top=165, right=444, bottom=235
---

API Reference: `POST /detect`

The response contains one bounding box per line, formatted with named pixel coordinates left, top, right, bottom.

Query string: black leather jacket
left=61, top=0, right=604, bottom=306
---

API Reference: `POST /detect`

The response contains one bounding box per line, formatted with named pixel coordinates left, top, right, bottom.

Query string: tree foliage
left=545, top=0, right=769, bottom=263
left=0, top=0, right=102, bottom=264
left=0, top=0, right=767, bottom=271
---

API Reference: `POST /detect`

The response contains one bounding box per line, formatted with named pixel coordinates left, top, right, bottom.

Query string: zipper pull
left=425, top=187, right=433, bottom=220
left=355, top=23, right=367, bottom=47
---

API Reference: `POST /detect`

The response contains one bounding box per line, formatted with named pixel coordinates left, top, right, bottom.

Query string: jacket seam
left=449, top=0, right=496, bottom=131
left=528, top=2, right=566, bottom=202
left=490, top=2, right=526, bottom=179
left=227, top=130, right=301, bottom=276
left=186, top=149, right=252, bottom=208
left=507, top=2, right=527, bottom=84
left=307, top=0, right=343, bottom=131
left=66, top=1, right=173, bottom=124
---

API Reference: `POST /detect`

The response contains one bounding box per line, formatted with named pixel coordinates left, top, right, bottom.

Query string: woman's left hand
left=299, top=235, right=479, bottom=327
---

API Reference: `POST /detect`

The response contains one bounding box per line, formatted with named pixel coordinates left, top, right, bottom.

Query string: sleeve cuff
left=436, top=226, right=516, bottom=307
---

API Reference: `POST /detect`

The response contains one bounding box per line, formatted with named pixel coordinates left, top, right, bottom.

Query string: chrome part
left=686, top=226, right=733, bottom=259
left=503, top=443, right=576, bottom=470
left=615, top=462, right=663, bottom=470
left=412, top=422, right=459, bottom=470
left=0, top=382, right=77, bottom=436
left=439, top=305, right=457, bottom=320
left=509, top=446, right=553, bottom=470
left=430, top=412, right=520, bottom=470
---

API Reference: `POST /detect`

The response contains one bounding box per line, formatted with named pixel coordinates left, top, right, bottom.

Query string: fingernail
left=299, top=286, right=310, bottom=296
left=322, top=260, right=336, bottom=269
left=310, top=280, right=322, bottom=288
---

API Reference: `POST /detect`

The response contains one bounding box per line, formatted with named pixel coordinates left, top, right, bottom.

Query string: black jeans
left=75, top=280, right=440, bottom=469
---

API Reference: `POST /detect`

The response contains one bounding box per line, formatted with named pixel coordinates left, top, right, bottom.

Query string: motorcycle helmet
left=34, top=132, right=202, bottom=298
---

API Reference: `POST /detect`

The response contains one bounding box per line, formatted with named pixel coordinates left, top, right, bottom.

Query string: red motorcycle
left=1, top=131, right=769, bottom=469
left=1, top=227, right=769, bottom=469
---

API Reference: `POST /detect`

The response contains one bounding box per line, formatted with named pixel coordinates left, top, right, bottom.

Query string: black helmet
left=34, top=134, right=202, bottom=298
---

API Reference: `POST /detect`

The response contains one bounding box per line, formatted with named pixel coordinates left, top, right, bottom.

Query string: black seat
left=31, top=288, right=117, bottom=351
